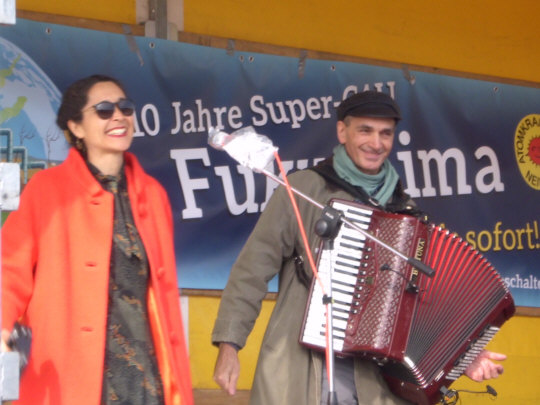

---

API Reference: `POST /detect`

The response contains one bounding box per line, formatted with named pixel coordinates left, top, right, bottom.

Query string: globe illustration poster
left=0, top=36, right=68, bottom=177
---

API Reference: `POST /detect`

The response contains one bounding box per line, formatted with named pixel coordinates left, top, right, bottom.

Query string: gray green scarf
left=332, top=144, right=399, bottom=206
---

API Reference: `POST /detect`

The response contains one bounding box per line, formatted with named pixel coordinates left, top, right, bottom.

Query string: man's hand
left=213, top=342, right=240, bottom=395
left=465, top=350, right=506, bottom=382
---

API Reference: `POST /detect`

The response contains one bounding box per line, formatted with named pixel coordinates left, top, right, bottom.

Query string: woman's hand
left=1, top=329, right=11, bottom=352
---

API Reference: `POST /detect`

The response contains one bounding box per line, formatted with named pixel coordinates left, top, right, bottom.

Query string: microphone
left=208, top=126, right=278, bottom=173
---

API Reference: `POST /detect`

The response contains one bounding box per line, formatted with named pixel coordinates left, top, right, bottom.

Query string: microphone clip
left=315, top=205, right=343, bottom=241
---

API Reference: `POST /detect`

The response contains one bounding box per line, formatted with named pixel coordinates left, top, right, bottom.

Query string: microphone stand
left=322, top=262, right=338, bottom=405
left=259, top=169, right=433, bottom=405
left=315, top=205, right=344, bottom=405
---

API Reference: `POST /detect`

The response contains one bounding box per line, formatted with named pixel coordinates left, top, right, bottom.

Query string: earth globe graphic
left=0, top=36, right=68, bottom=181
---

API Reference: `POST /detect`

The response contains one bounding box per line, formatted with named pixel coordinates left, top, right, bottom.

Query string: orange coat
left=1, top=149, right=193, bottom=405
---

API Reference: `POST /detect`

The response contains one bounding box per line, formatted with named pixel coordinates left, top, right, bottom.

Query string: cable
left=440, top=385, right=497, bottom=404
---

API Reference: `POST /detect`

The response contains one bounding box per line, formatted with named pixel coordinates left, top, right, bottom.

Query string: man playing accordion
left=212, top=91, right=506, bottom=405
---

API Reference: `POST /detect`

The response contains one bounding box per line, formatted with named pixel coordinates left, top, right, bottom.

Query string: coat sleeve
left=1, top=175, right=42, bottom=331
left=211, top=179, right=300, bottom=348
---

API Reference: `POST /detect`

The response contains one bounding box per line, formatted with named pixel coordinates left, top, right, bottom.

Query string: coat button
left=170, top=332, right=179, bottom=345
left=157, top=267, right=165, bottom=279
left=138, top=205, right=147, bottom=217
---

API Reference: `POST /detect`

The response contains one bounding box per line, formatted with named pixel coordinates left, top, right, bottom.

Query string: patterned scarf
left=332, top=144, right=399, bottom=206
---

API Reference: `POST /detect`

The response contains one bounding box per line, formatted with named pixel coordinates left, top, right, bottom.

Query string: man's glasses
left=85, top=99, right=135, bottom=120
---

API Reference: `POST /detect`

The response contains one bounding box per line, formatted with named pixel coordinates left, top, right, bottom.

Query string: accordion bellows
left=300, top=199, right=515, bottom=405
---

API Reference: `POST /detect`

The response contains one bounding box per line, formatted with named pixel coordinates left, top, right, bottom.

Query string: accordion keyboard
left=300, top=201, right=373, bottom=353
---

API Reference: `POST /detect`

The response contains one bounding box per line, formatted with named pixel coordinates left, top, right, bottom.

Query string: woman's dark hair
left=56, top=74, right=128, bottom=148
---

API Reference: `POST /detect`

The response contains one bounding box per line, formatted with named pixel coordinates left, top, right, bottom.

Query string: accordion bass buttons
left=374, top=356, right=389, bottom=366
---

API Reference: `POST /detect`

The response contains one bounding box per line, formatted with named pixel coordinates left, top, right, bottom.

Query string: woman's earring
left=75, top=138, right=84, bottom=150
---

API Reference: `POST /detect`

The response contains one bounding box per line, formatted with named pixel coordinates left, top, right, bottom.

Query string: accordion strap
left=292, top=249, right=311, bottom=289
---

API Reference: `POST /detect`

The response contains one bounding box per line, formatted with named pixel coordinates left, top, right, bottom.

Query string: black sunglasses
left=86, top=99, right=135, bottom=120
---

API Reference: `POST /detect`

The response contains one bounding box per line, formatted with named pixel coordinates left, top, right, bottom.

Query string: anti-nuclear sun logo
left=514, top=114, right=540, bottom=190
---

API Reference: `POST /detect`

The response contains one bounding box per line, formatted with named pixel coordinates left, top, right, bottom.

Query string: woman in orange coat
left=1, top=75, right=193, bottom=405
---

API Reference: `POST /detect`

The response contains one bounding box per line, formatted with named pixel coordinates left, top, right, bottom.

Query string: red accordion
left=300, top=199, right=515, bottom=405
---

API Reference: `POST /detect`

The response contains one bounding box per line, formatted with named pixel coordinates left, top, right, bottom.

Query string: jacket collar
left=65, top=148, right=147, bottom=199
